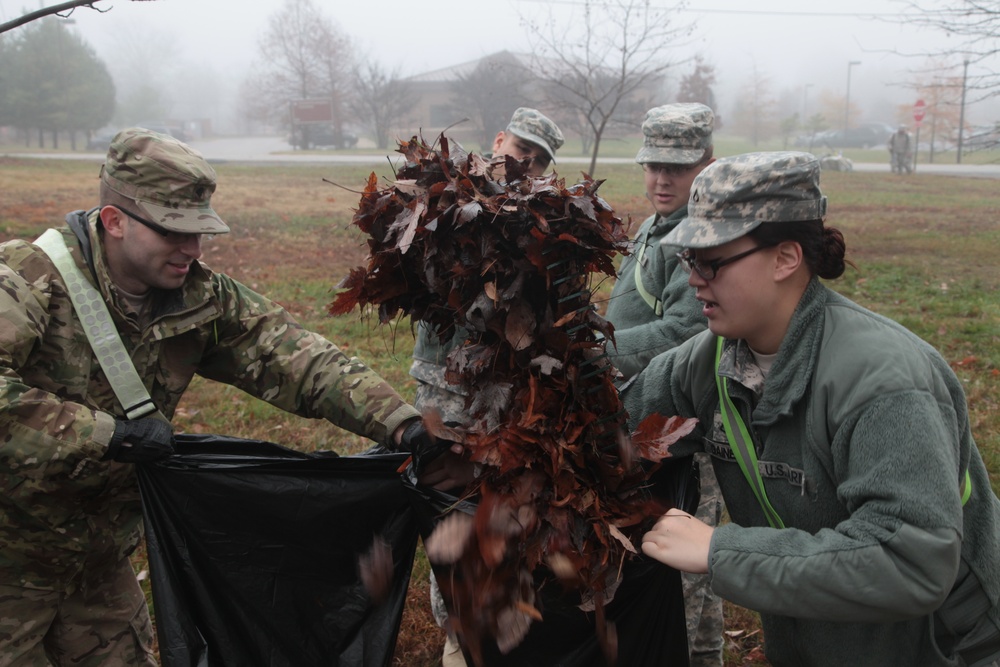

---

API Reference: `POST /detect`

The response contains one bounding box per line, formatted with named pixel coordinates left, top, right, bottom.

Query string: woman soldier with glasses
left=624, top=151, right=1000, bottom=667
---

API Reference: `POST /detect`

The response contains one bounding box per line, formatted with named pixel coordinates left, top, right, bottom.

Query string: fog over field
left=1, top=0, right=996, bottom=137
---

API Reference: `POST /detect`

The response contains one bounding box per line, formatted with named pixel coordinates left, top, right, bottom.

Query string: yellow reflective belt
left=961, top=469, right=972, bottom=506
left=35, top=229, right=159, bottom=420
left=633, top=238, right=663, bottom=317
left=715, top=337, right=785, bottom=529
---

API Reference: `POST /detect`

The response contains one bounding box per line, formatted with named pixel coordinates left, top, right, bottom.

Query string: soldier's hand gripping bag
left=136, top=434, right=419, bottom=667
left=401, top=456, right=698, bottom=666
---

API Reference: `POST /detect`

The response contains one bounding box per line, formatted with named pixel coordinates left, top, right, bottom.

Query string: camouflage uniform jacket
left=624, top=278, right=1000, bottom=666
left=409, top=322, right=468, bottom=392
left=605, top=208, right=706, bottom=379
left=0, top=209, right=419, bottom=591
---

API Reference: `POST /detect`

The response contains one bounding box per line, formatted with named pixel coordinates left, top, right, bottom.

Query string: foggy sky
left=1, top=0, right=995, bottom=133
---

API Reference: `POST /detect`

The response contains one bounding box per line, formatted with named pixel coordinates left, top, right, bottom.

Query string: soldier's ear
left=773, top=241, right=803, bottom=282
left=492, top=131, right=506, bottom=153
left=100, top=206, right=126, bottom=239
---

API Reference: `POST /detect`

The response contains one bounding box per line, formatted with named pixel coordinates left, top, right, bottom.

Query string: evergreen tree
left=677, top=55, right=719, bottom=125
left=0, top=18, right=114, bottom=149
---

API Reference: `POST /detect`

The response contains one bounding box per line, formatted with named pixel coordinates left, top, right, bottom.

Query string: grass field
left=1, top=155, right=997, bottom=666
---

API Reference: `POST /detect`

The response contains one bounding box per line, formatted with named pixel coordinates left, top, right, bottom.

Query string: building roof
left=405, top=50, right=533, bottom=83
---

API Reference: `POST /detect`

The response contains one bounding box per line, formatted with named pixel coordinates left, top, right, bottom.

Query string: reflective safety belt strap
left=632, top=238, right=664, bottom=317
left=715, top=337, right=785, bottom=529
left=34, top=229, right=159, bottom=420
left=961, top=469, right=972, bottom=506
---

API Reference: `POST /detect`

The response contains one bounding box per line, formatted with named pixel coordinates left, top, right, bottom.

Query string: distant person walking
left=889, top=125, right=913, bottom=174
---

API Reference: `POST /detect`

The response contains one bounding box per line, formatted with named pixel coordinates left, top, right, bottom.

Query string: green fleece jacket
left=605, top=209, right=705, bottom=379
left=623, top=278, right=1000, bottom=667
left=0, top=210, right=418, bottom=590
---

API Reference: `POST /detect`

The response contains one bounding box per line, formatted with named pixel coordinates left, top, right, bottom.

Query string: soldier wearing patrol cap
left=628, top=151, right=1000, bottom=667
left=490, top=106, right=565, bottom=176
left=0, top=127, right=468, bottom=665
left=605, top=102, right=725, bottom=667
left=409, top=107, right=564, bottom=667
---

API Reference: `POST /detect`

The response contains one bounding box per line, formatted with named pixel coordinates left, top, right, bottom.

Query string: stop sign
left=914, top=99, right=927, bottom=125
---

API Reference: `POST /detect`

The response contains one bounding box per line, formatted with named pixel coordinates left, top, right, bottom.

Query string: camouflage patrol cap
left=635, top=103, right=714, bottom=165
left=506, top=107, right=565, bottom=162
left=100, top=127, right=229, bottom=234
left=662, top=151, right=827, bottom=249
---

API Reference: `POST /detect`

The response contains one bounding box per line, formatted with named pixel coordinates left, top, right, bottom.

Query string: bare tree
left=241, top=0, right=353, bottom=146
left=902, top=58, right=968, bottom=160
left=522, top=0, right=694, bottom=176
left=730, top=62, right=777, bottom=147
left=898, top=1, right=999, bottom=101
left=349, top=62, right=414, bottom=150
left=802, top=112, right=830, bottom=152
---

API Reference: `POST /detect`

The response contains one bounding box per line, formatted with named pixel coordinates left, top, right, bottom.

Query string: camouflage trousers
left=683, top=453, right=725, bottom=667
left=0, top=557, right=156, bottom=667
left=416, top=380, right=471, bottom=666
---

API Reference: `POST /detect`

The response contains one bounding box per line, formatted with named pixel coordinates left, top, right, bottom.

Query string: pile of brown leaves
left=331, top=135, right=695, bottom=665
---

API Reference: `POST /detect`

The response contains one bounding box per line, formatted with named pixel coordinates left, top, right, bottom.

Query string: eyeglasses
left=117, top=207, right=203, bottom=243
left=676, top=245, right=775, bottom=281
left=642, top=162, right=700, bottom=178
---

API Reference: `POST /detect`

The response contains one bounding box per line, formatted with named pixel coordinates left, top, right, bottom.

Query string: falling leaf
left=496, top=605, right=534, bottom=654
left=632, top=413, right=700, bottom=462
left=425, top=511, right=475, bottom=565
left=358, top=535, right=393, bottom=605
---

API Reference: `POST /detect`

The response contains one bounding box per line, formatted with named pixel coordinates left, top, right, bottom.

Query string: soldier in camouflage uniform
left=410, top=107, right=565, bottom=426
left=605, top=103, right=725, bottom=667
left=0, top=127, right=465, bottom=666
left=409, top=108, right=564, bottom=667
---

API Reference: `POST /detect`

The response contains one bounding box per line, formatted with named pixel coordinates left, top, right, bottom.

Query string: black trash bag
left=136, top=434, right=418, bottom=667
left=403, top=457, right=698, bottom=667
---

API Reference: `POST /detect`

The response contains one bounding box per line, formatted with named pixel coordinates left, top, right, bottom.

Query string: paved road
left=7, top=135, right=1000, bottom=178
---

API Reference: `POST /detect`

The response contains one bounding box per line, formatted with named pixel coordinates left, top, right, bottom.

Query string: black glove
left=103, top=418, right=175, bottom=463
left=399, top=420, right=451, bottom=473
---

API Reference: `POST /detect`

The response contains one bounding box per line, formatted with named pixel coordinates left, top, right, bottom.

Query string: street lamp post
left=844, top=60, right=861, bottom=132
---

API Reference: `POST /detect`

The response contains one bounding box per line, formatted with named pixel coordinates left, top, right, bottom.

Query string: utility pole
left=957, top=59, right=969, bottom=164
left=844, top=61, right=861, bottom=132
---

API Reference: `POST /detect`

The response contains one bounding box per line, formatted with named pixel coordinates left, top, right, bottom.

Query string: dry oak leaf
left=425, top=510, right=475, bottom=565
left=631, top=413, right=700, bottom=462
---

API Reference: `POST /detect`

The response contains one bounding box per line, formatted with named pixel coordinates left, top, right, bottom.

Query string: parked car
left=814, top=122, right=895, bottom=149
left=964, top=124, right=1000, bottom=151
left=288, top=124, right=358, bottom=150
left=86, top=131, right=116, bottom=151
